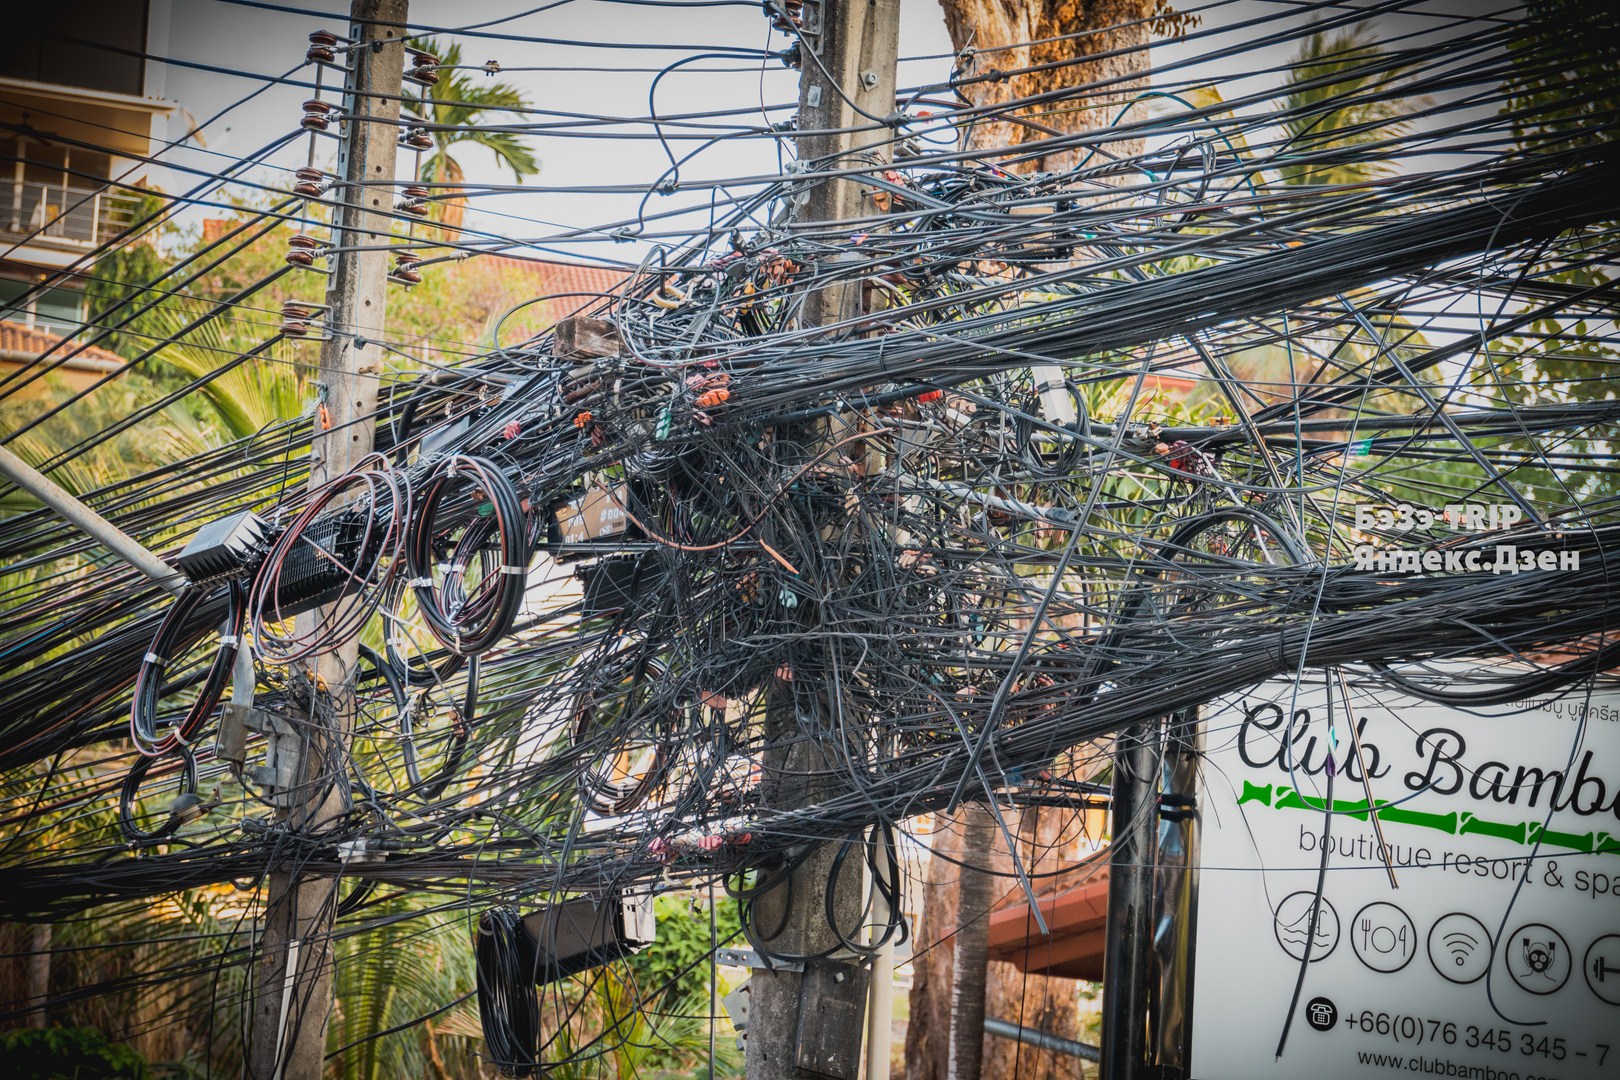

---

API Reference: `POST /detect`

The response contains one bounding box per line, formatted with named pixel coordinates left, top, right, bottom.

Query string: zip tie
left=145, top=652, right=165, bottom=666
left=499, top=565, right=526, bottom=575
left=406, top=577, right=433, bottom=588
left=220, top=635, right=239, bottom=647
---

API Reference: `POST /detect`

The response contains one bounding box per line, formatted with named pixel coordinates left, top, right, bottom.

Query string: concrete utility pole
left=747, top=3, right=901, bottom=1079
left=248, top=2, right=405, bottom=1076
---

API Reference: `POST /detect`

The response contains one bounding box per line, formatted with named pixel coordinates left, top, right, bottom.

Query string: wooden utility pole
left=248, top=2, right=405, bottom=1076
left=746, top=3, right=901, bottom=1079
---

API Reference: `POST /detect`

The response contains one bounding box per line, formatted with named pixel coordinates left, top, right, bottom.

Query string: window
left=0, top=2, right=150, bottom=97
left=0, top=279, right=86, bottom=337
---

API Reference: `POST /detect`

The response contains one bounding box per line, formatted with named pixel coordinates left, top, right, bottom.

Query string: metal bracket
left=715, top=946, right=803, bottom=973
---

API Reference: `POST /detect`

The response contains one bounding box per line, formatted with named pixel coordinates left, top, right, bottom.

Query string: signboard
left=1192, top=673, right=1620, bottom=1079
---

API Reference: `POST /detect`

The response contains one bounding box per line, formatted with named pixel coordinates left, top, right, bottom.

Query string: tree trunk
left=25, top=922, right=50, bottom=1027
left=981, top=805, right=1091, bottom=1080
left=947, top=803, right=997, bottom=1080
left=437, top=156, right=468, bottom=239
left=906, top=812, right=962, bottom=1080
left=934, top=0, right=1161, bottom=173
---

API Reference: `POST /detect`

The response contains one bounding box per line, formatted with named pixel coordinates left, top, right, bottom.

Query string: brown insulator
left=300, top=99, right=333, bottom=131
left=292, top=167, right=326, bottom=197
left=400, top=128, right=434, bottom=151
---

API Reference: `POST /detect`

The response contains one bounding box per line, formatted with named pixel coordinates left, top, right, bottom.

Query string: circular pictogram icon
left=1304, top=996, right=1338, bottom=1032
left=1352, top=901, right=1417, bottom=974
left=1273, top=891, right=1339, bottom=962
left=1428, top=912, right=1493, bottom=985
left=1503, top=923, right=1570, bottom=996
left=1582, top=934, right=1620, bottom=1006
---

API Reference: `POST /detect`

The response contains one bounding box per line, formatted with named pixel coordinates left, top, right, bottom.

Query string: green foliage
left=83, top=194, right=172, bottom=360
left=613, top=895, right=744, bottom=1077
left=406, top=40, right=539, bottom=232
left=326, top=894, right=482, bottom=1080
left=624, top=894, right=741, bottom=1006
left=0, top=1026, right=155, bottom=1079
left=1503, top=0, right=1619, bottom=151
left=1271, top=21, right=1431, bottom=189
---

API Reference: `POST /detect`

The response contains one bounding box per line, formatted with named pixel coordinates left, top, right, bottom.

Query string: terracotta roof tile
left=0, top=320, right=124, bottom=371
left=474, top=255, right=627, bottom=301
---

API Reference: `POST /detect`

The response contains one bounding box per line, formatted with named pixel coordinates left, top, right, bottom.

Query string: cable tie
left=499, top=565, right=526, bottom=576
left=145, top=652, right=165, bottom=666
left=406, top=577, right=433, bottom=588
left=219, top=635, right=239, bottom=647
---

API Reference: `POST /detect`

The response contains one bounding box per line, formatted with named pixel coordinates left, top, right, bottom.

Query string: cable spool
left=475, top=907, right=542, bottom=1077
left=131, top=582, right=245, bottom=758
left=248, top=460, right=409, bottom=663
left=406, top=455, right=530, bottom=657
left=571, top=651, right=679, bottom=815
left=118, top=745, right=201, bottom=844
left=1013, top=375, right=1088, bottom=479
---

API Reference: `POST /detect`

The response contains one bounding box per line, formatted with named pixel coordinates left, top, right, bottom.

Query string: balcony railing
left=0, top=180, right=139, bottom=248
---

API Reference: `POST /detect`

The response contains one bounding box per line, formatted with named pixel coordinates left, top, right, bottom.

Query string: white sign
left=1192, top=673, right=1620, bottom=1080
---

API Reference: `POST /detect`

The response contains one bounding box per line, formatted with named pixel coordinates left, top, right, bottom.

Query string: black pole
left=1100, top=719, right=1163, bottom=1080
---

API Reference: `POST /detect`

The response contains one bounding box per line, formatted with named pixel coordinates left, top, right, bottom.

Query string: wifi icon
left=1443, top=932, right=1479, bottom=964
left=1429, top=913, right=1493, bottom=984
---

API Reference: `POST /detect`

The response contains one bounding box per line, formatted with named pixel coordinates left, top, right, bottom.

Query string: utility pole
left=1099, top=719, right=1163, bottom=1080
left=747, top=3, right=901, bottom=1079
left=248, top=2, right=405, bottom=1076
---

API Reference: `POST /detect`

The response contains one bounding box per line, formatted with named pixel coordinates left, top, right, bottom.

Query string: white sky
left=146, top=0, right=1508, bottom=264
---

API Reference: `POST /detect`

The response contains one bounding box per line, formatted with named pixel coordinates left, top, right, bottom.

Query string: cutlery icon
left=1352, top=902, right=1417, bottom=973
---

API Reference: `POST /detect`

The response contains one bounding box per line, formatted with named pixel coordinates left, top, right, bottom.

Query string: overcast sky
left=146, top=1, right=1500, bottom=265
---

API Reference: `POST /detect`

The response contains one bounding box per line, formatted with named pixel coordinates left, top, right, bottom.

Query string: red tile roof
left=474, top=255, right=628, bottom=311
left=0, top=320, right=124, bottom=372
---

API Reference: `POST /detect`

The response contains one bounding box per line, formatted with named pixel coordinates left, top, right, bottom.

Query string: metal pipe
left=0, top=442, right=184, bottom=595
left=1099, top=719, right=1163, bottom=1080
left=983, top=1017, right=1101, bottom=1064
left=864, top=864, right=895, bottom=1079
left=1151, top=708, right=1202, bottom=1071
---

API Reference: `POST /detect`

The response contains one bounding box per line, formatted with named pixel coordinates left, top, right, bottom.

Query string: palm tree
left=406, top=40, right=540, bottom=235
left=1271, top=20, right=1429, bottom=190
